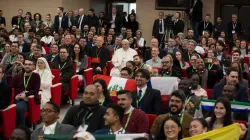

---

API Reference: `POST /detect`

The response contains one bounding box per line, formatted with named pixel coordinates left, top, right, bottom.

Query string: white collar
left=125, top=106, right=134, bottom=114
left=42, top=121, right=57, bottom=132
left=110, top=127, right=125, bottom=134
left=137, top=85, right=147, bottom=94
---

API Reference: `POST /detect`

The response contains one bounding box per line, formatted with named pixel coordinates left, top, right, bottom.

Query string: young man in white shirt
left=40, top=27, right=54, bottom=45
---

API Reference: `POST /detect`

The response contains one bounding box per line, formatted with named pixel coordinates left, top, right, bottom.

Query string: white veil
left=35, top=57, right=54, bottom=79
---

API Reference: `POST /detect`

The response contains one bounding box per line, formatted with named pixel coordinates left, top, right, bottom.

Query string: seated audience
left=132, top=69, right=162, bottom=115
left=159, top=55, right=182, bottom=78
left=120, top=67, right=133, bottom=79
left=175, top=50, right=190, bottom=69
left=89, top=36, right=109, bottom=75
left=71, top=43, right=88, bottom=81
left=146, top=46, right=162, bottom=67
left=154, top=116, right=182, bottom=140
left=212, top=67, right=248, bottom=102
left=107, top=36, right=122, bottom=52
left=46, top=44, right=60, bottom=62
left=133, top=55, right=152, bottom=72
left=143, top=38, right=166, bottom=62
left=126, top=61, right=136, bottom=75
left=51, top=47, right=74, bottom=96
left=5, top=52, right=25, bottom=78
left=183, top=40, right=198, bottom=62
left=40, top=27, right=54, bottom=45
left=0, top=66, right=12, bottom=110
left=186, top=54, right=200, bottom=77
left=94, top=104, right=126, bottom=134
left=134, top=30, right=145, bottom=54
left=117, top=90, right=149, bottom=133
left=10, top=126, right=31, bottom=140
left=12, top=58, right=41, bottom=126
left=31, top=101, right=75, bottom=140
left=1, top=42, right=19, bottom=66
left=9, top=28, right=19, bottom=42
left=110, top=39, right=137, bottom=76
left=230, top=61, right=248, bottom=88
left=190, top=73, right=208, bottom=99
left=62, top=85, right=106, bottom=133
left=30, top=44, right=43, bottom=63
left=151, top=68, right=161, bottom=77
left=18, top=33, right=30, bottom=53
left=93, top=79, right=113, bottom=107
left=34, top=57, right=53, bottom=108
left=221, top=54, right=232, bottom=75
left=189, top=118, right=208, bottom=137
left=205, top=48, right=222, bottom=71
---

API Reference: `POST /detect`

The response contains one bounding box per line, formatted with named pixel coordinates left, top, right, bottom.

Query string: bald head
left=151, top=38, right=159, bottom=47
left=96, top=36, right=104, bottom=47
left=83, top=85, right=99, bottom=105
left=79, top=8, right=84, bottom=15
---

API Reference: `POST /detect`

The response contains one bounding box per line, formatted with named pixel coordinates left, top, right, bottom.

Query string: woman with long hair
left=93, top=79, right=113, bottom=107
left=206, top=97, right=233, bottom=130
left=200, top=37, right=208, bottom=53
left=34, top=57, right=54, bottom=108
left=175, top=50, right=190, bottom=69
left=71, top=44, right=88, bottom=82
left=106, top=34, right=114, bottom=46
left=32, top=13, right=43, bottom=32
left=189, top=118, right=208, bottom=136
left=155, top=116, right=182, bottom=140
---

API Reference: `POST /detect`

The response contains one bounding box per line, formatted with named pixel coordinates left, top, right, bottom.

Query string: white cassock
left=110, top=48, right=138, bottom=77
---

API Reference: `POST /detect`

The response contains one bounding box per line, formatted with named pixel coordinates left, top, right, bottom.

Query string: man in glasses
left=12, top=58, right=40, bottom=126
left=31, top=101, right=75, bottom=140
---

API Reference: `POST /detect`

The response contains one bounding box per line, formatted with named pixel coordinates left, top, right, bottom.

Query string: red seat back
left=205, top=89, right=213, bottom=99
left=28, top=95, right=41, bottom=123
left=146, top=114, right=157, bottom=129
left=51, top=69, right=60, bottom=84
left=10, top=88, right=14, bottom=105
left=69, top=75, right=78, bottom=100
left=111, top=96, right=118, bottom=104
left=87, top=57, right=91, bottom=69
left=44, top=47, right=50, bottom=55
left=0, top=104, right=16, bottom=139
left=161, top=95, right=170, bottom=111
left=182, top=69, right=187, bottom=77
left=107, top=61, right=114, bottom=75
left=73, top=62, right=77, bottom=75
left=84, top=68, right=93, bottom=86
left=244, top=56, right=249, bottom=65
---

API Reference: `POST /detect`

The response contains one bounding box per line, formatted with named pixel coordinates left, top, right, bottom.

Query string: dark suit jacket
left=54, top=15, right=69, bottom=31
left=107, top=13, right=123, bottom=34
left=11, top=16, right=23, bottom=27
left=173, top=20, right=185, bottom=35
left=143, top=48, right=166, bottom=62
left=0, top=82, right=11, bottom=110
left=31, top=122, right=75, bottom=140
left=0, top=16, right=6, bottom=26
left=46, top=54, right=60, bottom=62
left=191, top=0, right=203, bottom=22
left=152, top=19, right=167, bottom=37
left=227, top=21, right=242, bottom=39
left=132, top=88, right=162, bottom=115
left=198, top=21, right=213, bottom=36
left=77, top=15, right=88, bottom=30
left=127, top=20, right=139, bottom=36
left=87, top=15, right=99, bottom=29
left=20, top=42, right=30, bottom=53
left=89, top=46, right=109, bottom=69
left=212, top=81, right=248, bottom=102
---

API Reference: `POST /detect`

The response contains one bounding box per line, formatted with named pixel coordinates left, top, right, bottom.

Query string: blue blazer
left=54, top=15, right=69, bottom=31
left=93, top=129, right=128, bottom=135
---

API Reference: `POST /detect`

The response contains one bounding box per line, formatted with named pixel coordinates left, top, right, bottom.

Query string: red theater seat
left=51, top=69, right=60, bottom=85
left=146, top=114, right=157, bottom=129
left=50, top=83, right=62, bottom=107
left=84, top=68, right=93, bottom=86
left=68, top=75, right=78, bottom=106
left=111, top=96, right=118, bottom=104
left=205, top=89, right=213, bottom=99
left=161, top=95, right=170, bottom=111
left=107, top=61, right=114, bottom=75
left=0, top=104, right=16, bottom=139
left=182, top=69, right=187, bottom=77
left=87, top=57, right=91, bottom=69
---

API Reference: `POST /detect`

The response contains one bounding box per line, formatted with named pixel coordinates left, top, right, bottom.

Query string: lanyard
left=204, top=21, right=209, bottom=29
left=59, top=62, right=67, bottom=70
left=24, top=74, right=32, bottom=90
left=124, top=109, right=134, bottom=130
left=208, top=63, right=213, bottom=70
left=180, top=96, right=192, bottom=124
left=140, top=63, right=145, bottom=69
left=86, top=112, right=93, bottom=120
left=50, top=125, right=56, bottom=134
left=136, top=91, right=145, bottom=107
left=233, top=22, right=237, bottom=29
left=100, top=97, right=105, bottom=105
left=10, top=55, right=17, bottom=63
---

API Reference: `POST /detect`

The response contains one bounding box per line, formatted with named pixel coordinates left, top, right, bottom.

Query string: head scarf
left=35, top=57, right=54, bottom=79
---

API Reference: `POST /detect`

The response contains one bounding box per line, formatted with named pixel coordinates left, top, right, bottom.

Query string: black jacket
left=54, top=15, right=69, bottom=31
left=160, top=65, right=183, bottom=78
left=173, top=19, right=185, bottom=35
left=11, top=16, right=23, bottom=27
left=0, top=81, right=12, bottom=110
left=106, top=13, right=123, bottom=34
left=132, top=88, right=162, bottom=115
left=227, top=21, right=242, bottom=39
left=0, top=16, right=6, bottom=26
left=62, top=103, right=106, bottom=133
left=77, top=15, right=88, bottom=30
left=46, top=54, right=60, bottom=62
left=152, top=19, right=167, bottom=37
left=87, top=15, right=99, bottom=30
left=89, top=46, right=109, bottom=69
left=19, top=42, right=30, bottom=53
left=191, top=0, right=203, bottom=22
left=127, top=20, right=139, bottom=36
left=198, top=21, right=213, bottom=36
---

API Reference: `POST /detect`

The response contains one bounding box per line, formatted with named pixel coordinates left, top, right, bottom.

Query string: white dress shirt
left=43, top=121, right=57, bottom=134
left=137, top=85, right=147, bottom=98
left=159, top=19, right=164, bottom=34
left=41, top=35, right=54, bottom=44
left=78, top=15, right=84, bottom=30
left=9, top=35, right=18, bottom=42
left=111, top=14, right=116, bottom=28
left=59, top=15, right=63, bottom=28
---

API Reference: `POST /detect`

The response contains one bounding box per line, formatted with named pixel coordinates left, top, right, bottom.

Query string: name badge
left=77, top=125, right=88, bottom=132
left=202, top=30, right=205, bottom=35
left=232, top=30, right=235, bottom=34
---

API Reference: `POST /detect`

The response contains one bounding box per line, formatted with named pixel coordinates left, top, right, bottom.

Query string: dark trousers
left=15, top=100, right=28, bottom=126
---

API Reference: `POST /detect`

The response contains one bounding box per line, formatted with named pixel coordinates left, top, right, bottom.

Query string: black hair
left=233, top=49, right=241, bottom=55
left=18, top=52, right=26, bottom=61
left=121, top=67, right=132, bottom=75
left=170, top=90, right=186, bottom=103
left=126, top=60, right=136, bottom=67
left=25, top=12, right=32, bottom=20
left=135, top=69, right=150, bottom=80
left=155, top=116, right=182, bottom=140
left=191, top=118, right=208, bottom=129
left=60, top=47, right=68, bottom=53
left=46, top=101, right=60, bottom=113
left=93, top=79, right=112, bottom=104
left=34, top=45, right=43, bottom=51
left=89, top=8, right=94, bottom=13
left=117, top=90, right=132, bottom=98
left=209, top=97, right=233, bottom=130
left=226, top=67, right=239, bottom=76
left=58, top=7, right=64, bottom=12
left=15, top=125, right=31, bottom=140
left=107, top=103, right=124, bottom=123
left=33, top=13, right=42, bottom=21
left=25, top=58, right=35, bottom=65
left=71, top=43, right=85, bottom=60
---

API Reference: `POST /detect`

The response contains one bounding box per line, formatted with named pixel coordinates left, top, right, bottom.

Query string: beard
left=25, top=69, right=32, bottom=73
left=169, top=105, right=182, bottom=115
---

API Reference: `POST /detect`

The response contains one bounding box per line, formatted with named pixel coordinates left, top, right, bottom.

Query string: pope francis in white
left=110, top=39, right=138, bottom=77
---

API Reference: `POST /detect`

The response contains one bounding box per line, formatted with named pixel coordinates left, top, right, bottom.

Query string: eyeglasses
left=41, top=109, right=56, bottom=114
left=161, top=61, right=170, bottom=64
left=164, top=125, right=178, bottom=130
left=223, top=89, right=233, bottom=92
left=24, top=63, right=34, bottom=66
left=60, top=52, right=67, bottom=54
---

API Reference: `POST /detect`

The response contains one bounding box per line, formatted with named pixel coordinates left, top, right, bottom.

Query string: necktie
left=159, top=20, right=163, bottom=32
left=137, top=89, right=142, bottom=100
left=137, top=89, right=142, bottom=109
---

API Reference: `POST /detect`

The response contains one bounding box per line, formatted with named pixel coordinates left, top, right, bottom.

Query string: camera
left=165, top=14, right=174, bottom=29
